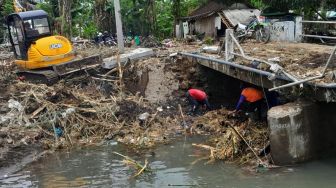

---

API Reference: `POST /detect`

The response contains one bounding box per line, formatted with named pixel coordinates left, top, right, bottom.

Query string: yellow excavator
left=7, top=8, right=101, bottom=84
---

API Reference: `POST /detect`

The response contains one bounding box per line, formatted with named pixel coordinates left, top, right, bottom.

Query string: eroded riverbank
left=0, top=44, right=269, bottom=177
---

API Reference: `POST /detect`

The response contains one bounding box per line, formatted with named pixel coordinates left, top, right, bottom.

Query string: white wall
left=269, top=16, right=303, bottom=42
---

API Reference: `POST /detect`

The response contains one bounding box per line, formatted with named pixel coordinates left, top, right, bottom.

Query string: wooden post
left=225, top=29, right=234, bottom=61
left=114, top=0, right=124, bottom=53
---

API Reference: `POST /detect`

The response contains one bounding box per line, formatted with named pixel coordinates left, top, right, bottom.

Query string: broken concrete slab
left=102, top=48, right=155, bottom=69
left=201, top=46, right=219, bottom=54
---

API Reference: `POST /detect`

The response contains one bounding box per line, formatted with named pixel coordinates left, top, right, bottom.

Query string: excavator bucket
left=53, top=55, right=102, bottom=76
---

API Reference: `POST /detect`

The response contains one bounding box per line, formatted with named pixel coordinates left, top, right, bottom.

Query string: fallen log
left=192, top=143, right=215, bottom=158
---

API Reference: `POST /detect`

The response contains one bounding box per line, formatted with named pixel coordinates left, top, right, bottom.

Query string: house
left=177, top=1, right=260, bottom=39
left=261, top=7, right=302, bottom=42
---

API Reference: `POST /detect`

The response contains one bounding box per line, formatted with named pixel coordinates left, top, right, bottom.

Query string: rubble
left=0, top=80, right=183, bottom=148
left=141, top=35, right=161, bottom=48
left=75, top=44, right=119, bottom=58
left=201, top=46, right=220, bottom=54
left=162, top=39, right=176, bottom=48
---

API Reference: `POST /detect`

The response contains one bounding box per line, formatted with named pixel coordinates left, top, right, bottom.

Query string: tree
left=145, top=0, right=156, bottom=34
left=171, top=0, right=181, bottom=36
left=94, top=0, right=115, bottom=33
left=1, top=0, right=14, bottom=18
left=59, top=0, right=73, bottom=38
left=0, top=0, right=14, bottom=43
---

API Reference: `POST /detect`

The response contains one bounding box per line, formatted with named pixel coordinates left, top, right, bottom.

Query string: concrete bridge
left=177, top=37, right=336, bottom=165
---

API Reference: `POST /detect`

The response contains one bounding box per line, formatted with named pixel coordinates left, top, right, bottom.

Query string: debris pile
left=192, top=109, right=269, bottom=165
left=75, top=45, right=119, bottom=58
left=141, top=36, right=161, bottom=48
left=0, top=42, right=271, bottom=170
left=235, top=42, right=336, bottom=83
left=162, top=39, right=176, bottom=48
left=0, top=77, right=183, bottom=151
left=0, top=60, right=16, bottom=84
left=0, top=45, right=12, bottom=60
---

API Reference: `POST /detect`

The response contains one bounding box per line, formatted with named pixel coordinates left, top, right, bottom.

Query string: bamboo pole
left=227, top=123, right=265, bottom=165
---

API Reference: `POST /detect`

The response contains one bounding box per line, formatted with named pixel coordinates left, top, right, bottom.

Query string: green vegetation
left=0, top=0, right=14, bottom=43
left=0, top=0, right=335, bottom=41
left=204, top=36, right=214, bottom=45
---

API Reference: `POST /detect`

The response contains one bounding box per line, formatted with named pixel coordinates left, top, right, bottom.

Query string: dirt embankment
left=234, top=42, right=336, bottom=83
left=0, top=43, right=270, bottom=175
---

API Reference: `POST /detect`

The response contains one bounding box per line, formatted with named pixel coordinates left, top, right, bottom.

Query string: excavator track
left=53, top=55, right=102, bottom=76
left=17, top=70, right=59, bottom=85
left=16, top=55, right=102, bottom=85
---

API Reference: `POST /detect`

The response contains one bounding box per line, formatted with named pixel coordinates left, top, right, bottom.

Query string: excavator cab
left=6, top=10, right=101, bottom=84
left=7, top=10, right=51, bottom=60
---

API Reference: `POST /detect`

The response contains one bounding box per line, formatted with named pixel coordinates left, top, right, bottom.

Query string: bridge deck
left=178, top=52, right=336, bottom=102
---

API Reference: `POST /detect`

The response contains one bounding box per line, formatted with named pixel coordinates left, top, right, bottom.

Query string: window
left=24, top=17, right=50, bottom=37
left=9, top=19, right=24, bottom=57
left=33, top=18, right=50, bottom=34
left=326, top=10, right=336, bottom=19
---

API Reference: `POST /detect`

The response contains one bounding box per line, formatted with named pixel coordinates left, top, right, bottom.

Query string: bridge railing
left=224, top=29, right=336, bottom=91
left=300, top=20, right=336, bottom=40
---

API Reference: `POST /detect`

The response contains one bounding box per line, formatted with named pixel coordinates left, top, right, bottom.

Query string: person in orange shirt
left=186, top=88, right=211, bottom=113
left=231, top=87, right=264, bottom=119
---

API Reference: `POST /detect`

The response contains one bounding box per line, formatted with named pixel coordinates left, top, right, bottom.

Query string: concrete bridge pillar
left=267, top=100, right=318, bottom=165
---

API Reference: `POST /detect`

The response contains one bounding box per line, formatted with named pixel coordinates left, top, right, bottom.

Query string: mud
left=0, top=126, right=44, bottom=176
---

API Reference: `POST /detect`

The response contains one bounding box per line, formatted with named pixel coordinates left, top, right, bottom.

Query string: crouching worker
left=186, top=88, right=211, bottom=114
left=231, top=87, right=264, bottom=120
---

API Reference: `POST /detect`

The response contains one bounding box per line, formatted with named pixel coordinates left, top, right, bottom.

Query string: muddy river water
left=1, top=136, right=336, bottom=188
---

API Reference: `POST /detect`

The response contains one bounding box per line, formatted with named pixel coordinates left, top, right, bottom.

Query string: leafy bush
left=83, top=22, right=98, bottom=39
left=204, top=36, right=214, bottom=45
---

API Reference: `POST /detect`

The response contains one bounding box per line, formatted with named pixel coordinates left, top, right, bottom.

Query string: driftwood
left=91, top=76, right=117, bottom=82
left=30, top=104, right=47, bottom=119
left=0, top=76, right=162, bottom=149
left=113, top=151, right=150, bottom=177
left=227, top=122, right=266, bottom=166
left=192, top=143, right=215, bottom=158
left=103, top=68, right=118, bottom=77
left=133, top=159, right=148, bottom=177
left=178, top=104, right=187, bottom=128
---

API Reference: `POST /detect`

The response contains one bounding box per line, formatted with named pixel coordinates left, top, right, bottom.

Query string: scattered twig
left=192, top=143, right=215, bottom=158
left=113, top=151, right=151, bottom=177
left=227, top=122, right=265, bottom=166
left=30, top=104, right=47, bottom=119
left=103, top=68, right=117, bottom=77
left=178, top=104, right=187, bottom=128
left=91, top=76, right=117, bottom=82
left=133, top=159, right=148, bottom=177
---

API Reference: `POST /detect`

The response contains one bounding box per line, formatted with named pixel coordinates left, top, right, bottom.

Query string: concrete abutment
left=268, top=100, right=336, bottom=165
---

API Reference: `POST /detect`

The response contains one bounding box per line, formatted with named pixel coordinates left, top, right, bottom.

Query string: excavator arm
left=13, top=0, right=36, bottom=12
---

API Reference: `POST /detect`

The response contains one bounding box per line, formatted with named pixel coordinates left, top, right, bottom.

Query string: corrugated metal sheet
left=222, top=9, right=260, bottom=26
left=184, top=1, right=226, bottom=20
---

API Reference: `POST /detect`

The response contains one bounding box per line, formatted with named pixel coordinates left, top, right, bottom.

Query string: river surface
left=1, top=136, right=336, bottom=188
